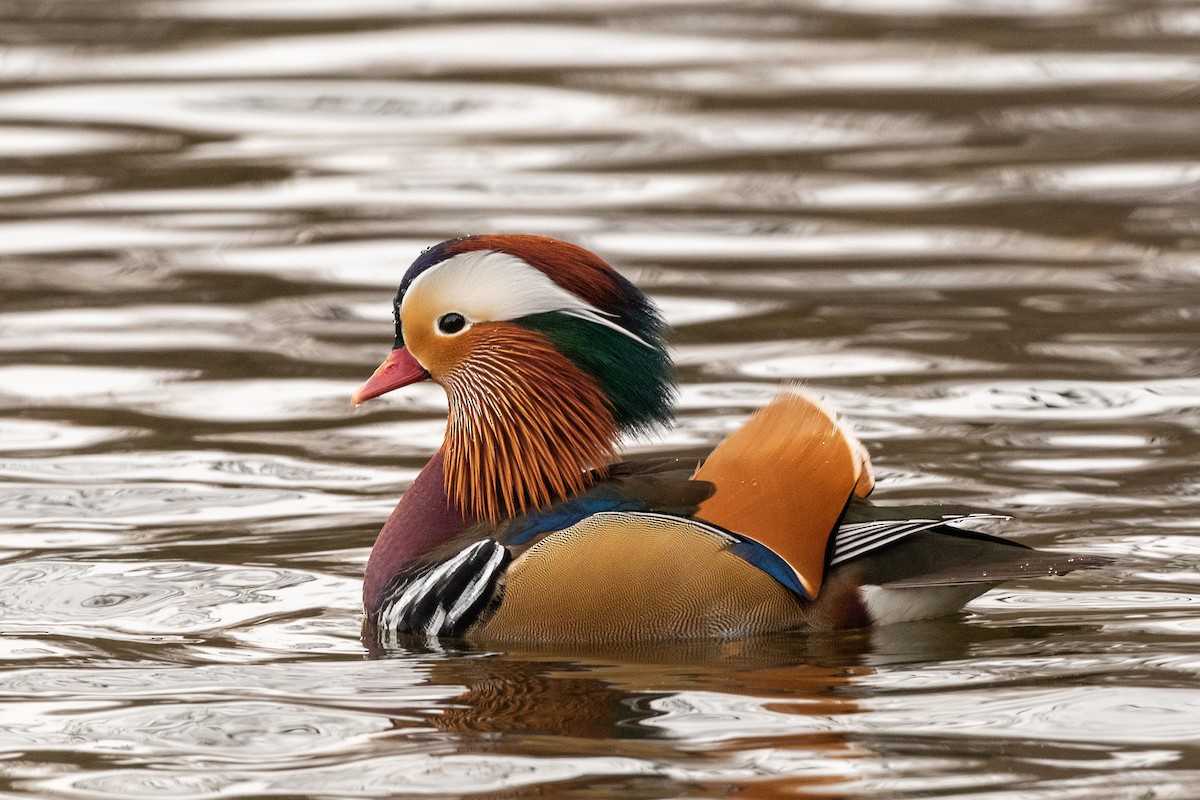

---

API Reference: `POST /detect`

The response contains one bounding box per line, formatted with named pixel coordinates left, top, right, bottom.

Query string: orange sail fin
left=693, top=389, right=872, bottom=599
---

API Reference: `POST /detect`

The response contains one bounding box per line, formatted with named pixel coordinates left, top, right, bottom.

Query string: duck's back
left=473, top=390, right=869, bottom=641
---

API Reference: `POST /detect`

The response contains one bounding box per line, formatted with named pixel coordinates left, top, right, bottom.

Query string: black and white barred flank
left=376, top=540, right=510, bottom=637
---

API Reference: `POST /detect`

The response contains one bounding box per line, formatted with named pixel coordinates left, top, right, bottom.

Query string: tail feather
left=851, top=526, right=1113, bottom=589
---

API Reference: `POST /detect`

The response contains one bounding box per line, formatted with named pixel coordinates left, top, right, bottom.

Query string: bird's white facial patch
left=400, top=249, right=647, bottom=345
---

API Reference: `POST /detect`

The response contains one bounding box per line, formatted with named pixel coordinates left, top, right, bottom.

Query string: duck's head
left=353, top=234, right=674, bottom=521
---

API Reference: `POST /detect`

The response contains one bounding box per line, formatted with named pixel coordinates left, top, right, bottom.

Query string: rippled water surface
left=2, top=2, right=1200, bottom=797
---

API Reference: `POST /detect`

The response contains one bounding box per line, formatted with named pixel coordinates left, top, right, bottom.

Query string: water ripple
left=643, top=52, right=1200, bottom=96
left=0, top=561, right=355, bottom=641
left=0, top=661, right=436, bottom=704
left=0, top=420, right=135, bottom=453
left=64, top=700, right=389, bottom=760
left=0, top=124, right=176, bottom=157
left=892, top=380, right=1200, bottom=422
left=866, top=685, right=1200, bottom=744
left=0, top=482, right=387, bottom=529
left=6, top=25, right=767, bottom=82
left=589, top=225, right=1148, bottom=265
left=679, top=340, right=994, bottom=379
left=0, top=451, right=393, bottom=490
left=0, top=81, right=639, bottom=136
left=46, top=753, right=658, bottom=800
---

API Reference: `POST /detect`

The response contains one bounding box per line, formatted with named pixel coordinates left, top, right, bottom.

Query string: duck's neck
left=440, top=326, right=619, bottom=522
left=362, top=449, right=471, bottom=616
left=364, top=332, right=625, bottom=615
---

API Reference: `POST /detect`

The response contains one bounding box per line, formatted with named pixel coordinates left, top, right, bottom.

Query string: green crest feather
left=516, top=312, right=675, bottom=435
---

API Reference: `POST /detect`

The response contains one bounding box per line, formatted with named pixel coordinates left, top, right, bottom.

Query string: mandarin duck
left=353, top=234, right=1107, bottom=644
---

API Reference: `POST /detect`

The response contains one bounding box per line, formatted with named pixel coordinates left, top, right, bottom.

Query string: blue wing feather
left=728, top=538, right=810, bottom=599
left=503, top=486, right=653, bottom=545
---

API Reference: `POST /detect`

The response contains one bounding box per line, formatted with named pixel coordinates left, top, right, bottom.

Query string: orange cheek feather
left=400, top=298, right=475, bottom=379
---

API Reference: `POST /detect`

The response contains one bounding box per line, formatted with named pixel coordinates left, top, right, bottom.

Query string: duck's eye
left=437, top=312, right=466, bottom=335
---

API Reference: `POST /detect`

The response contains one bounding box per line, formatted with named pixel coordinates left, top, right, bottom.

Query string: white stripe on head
left=401, top=249, right=649, bottom=346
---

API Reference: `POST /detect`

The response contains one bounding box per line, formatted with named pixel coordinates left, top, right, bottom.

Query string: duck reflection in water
left=363, top=622, right=1044, bottom=799
left=371, top=635, right=875, bottom=798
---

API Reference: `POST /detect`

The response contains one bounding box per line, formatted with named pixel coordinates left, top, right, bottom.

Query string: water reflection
left=393, top=642, right=872, bottom=797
